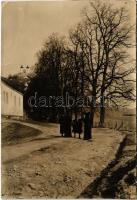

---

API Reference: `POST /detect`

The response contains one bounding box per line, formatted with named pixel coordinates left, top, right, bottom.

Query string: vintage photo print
left=1, top=0, right=136, bottom=199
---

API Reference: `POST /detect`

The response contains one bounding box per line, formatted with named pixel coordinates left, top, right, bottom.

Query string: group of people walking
left=59, top=112, right=92, bottom=140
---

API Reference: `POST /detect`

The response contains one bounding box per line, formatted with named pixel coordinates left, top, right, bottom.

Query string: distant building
left=1, top=78, right=23, bottom=118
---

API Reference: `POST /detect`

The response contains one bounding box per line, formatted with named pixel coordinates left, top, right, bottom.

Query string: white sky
left=1, top=0, right=136, bottom=77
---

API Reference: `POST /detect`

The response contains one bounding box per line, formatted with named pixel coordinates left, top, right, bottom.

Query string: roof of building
left=1, top=77, right=23, bottom=95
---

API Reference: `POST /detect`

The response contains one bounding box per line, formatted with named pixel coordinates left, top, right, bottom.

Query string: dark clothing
left=72, top=118, right=83, bottom=138
left=72, top=120, right=78, bottom=133
left=64, top=114, right=72, bottom=137
left=72, top=119, right=78, bottom=138
left=59, top=115, right=65, bottom=136
left=59, top=114, right=72, bottom=137
left=84, top=113, right=92, bottom=140
left=77, top=119, right=82, bottom=134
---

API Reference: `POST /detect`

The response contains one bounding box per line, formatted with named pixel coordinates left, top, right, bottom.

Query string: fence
left=94, top=118, right=136, bottom=133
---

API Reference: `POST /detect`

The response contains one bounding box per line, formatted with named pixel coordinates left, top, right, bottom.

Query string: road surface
left=2, top=118, right=125, bottom=198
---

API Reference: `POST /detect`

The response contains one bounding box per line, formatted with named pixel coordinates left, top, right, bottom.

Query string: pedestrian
left=72, top=119, right=78, bottom=138
left=59, top=114, right=65, bottom=137
left=77, top=118, right=83, bottom=139
left=64, top=113, right=72, bottom=137
left=83, top=112, right=92, bottom=140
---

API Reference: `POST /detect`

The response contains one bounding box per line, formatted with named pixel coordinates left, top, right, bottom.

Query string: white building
left=1, top=78, right=23, bottom=117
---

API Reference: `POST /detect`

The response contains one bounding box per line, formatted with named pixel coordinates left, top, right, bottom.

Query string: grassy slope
left=2, top=122, right=42, bottom=146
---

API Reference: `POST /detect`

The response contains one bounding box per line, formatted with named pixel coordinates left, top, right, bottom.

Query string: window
left=3, top=91, right=5, bottom=102
left=14, top=96, right=16, bottom=106
left=6, top=92, right=8, bottom=104
left=19, top=97, right=20, bottom=106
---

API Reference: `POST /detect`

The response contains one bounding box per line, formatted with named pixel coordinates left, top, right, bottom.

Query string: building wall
left=1, top=81, right=23, bottom=117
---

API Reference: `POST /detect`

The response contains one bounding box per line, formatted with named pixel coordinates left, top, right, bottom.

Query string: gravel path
left=2, top=119, right=125, bottom=198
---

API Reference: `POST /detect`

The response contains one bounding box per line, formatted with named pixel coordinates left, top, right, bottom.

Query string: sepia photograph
left=1, top=0, right=136, bottom=199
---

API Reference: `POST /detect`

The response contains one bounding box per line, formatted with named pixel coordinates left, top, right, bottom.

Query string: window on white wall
left=3, top=91, right=5, bottom=102
left=6, top=92, right=8, bottom=104
left=14, top=96, right=16, bottom=106
left=19, top=97, right=20, bottom=106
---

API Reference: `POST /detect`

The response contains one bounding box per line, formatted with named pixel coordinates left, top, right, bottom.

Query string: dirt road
left=2, top=119, right=125, bottom=198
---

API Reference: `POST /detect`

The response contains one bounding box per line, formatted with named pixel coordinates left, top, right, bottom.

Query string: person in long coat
left=59, top=115, right=65, bottom=137
left=72, top=119, right=78, bottom=138
left=77, top=118, right=83, bottom=139
left=64, top=113, right=72, bottom=137
left=83, top=112, right=92, bottom=140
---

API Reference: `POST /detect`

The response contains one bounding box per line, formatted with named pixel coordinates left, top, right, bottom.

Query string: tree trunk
left=89, top=89, right=96, bottom=139
left=91, top=106, right=95, bottom=128
left=99, top=106, right=105, bottom=127
left=74, top=104, right=78, bottom=120
left=80, top=107, right=84, bottom=119
left=99, top=95, right=105, bottom=127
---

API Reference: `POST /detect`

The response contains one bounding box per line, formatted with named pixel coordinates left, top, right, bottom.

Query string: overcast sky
left=2, top=0, right=136, bottom=77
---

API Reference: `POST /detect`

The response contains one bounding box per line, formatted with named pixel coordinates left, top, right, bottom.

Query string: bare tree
left=86, top=2, right=135, bottom=127
left=69, top=1, right=135, bottom=129
left=65, top=43, right=88, bottom=119
left=97, top=49, right=135, bottom=126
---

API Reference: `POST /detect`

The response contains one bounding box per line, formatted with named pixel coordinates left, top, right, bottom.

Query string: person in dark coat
left=83, top=112, right=92, bottom=140
left=72, top=119, right=78, bottom=138
left=59, top=115, right=65, bottom=137
left=77, top=118, right=83, bottom=139
left=64, top=113, right=72, bottom=137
